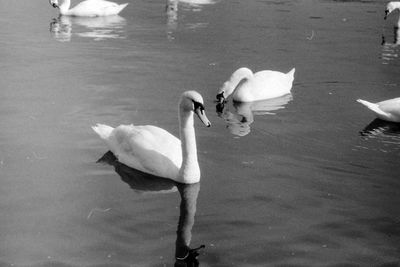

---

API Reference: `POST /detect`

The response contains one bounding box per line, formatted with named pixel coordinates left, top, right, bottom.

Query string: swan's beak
left=384, top=9, right=389, bottom=20
left=49, top=0, right=58, bottom=8
left=195, top=105, right=211, bottom=127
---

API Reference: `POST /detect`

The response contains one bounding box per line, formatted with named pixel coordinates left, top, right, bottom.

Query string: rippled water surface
left=1, top=0, right=399, bottom=266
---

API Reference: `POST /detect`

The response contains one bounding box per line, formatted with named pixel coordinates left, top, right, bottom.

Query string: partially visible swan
left=385, top=2, right=400, bottom=21
left=92, top=91, right=211, bottom=184
left=357, top=97, right=400, bottom=122
left=49, top=0, right=128, bottom=17
left=216, top=67, right=295, bottom=103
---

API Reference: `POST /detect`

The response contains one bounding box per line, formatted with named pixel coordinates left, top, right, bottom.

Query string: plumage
left=385, top=1, right=400, bottom=21
left=92, top=91, right=211, bottom=184
left=49, top=0, right=128, bottom=17
left=357, top=97, right=400, bottom=122
left=216, top=67, right=295, bottom=103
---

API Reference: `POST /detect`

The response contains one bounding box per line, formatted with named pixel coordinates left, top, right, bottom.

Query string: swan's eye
left=193, top=101, right=205, bottom=114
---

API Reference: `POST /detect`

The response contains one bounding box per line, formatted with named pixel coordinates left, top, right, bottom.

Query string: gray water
left=1, top=0, right=399, bottom=266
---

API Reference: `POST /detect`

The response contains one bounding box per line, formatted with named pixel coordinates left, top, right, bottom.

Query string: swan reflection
left=381, top=27, right=400, bottom=64
left=166, top=0, right=217, bottom=40
left=216, top=94, right=293, bottom=137
left=360, top=118, right=400, bottom=138
left=50, top=15, right=126, bottom=42
left=97, top=151, right=205, bottom=265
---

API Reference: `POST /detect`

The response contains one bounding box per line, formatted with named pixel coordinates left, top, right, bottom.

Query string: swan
left=385, top=2, right=400, bottom=21
left=49, top=0, right=128, bottom=17
left=216, top=67, right=295, bottom=103
left=357, top=97, right=400, bottom=122
left=92, top=91, right=211, bottom=184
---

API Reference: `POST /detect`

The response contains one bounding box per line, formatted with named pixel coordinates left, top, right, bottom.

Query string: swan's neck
left=223, top=67, right=253, bottom=97
left=59, top=0, right=71, bottom=15
left=178, top=109, right=200, bottom=183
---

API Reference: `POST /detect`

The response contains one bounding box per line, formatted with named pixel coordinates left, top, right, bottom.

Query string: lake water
left=1, top=0, right=399, bottom=266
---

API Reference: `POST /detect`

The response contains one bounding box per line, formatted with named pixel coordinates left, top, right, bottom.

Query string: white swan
left=49, top=0, right=128, bottom=17
left=216, top=67, right=295, bottom=103
left=92, top=91, right=211, bottom=184
left=357, top=97, right=400, bottom=122
left=385, top=2, right=400, bottom=21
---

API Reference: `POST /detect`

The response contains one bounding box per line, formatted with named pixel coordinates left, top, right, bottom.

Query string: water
left=0, top=0, right=399, bottom=266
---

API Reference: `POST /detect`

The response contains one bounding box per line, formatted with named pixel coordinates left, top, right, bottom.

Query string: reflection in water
left=360, top=118, right=400, bottom=138
left=166, top=0, right=217, bottom=40
left=50, top=15, right=126, bottom=42
left=97, top=151, right=205, bottom=266
left=381, top=27, right=400, bottom=64
left=359, top=119, right=400, bottom=151
left=216, top=94, right=293, bottom=137
left=382, top=7, right=400, bottom=64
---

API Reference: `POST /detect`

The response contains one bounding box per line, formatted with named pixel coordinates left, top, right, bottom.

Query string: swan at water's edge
left=357, top=97, right=400, bottom=122
left=49, top=0, right=128, bottom=17
left=216, top=67, right=295, bottom=103
left=92, top=91, right=211, bottom=184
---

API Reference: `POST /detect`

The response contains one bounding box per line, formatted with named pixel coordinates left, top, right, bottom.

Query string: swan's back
left=70, top=0, right=128, bottom=16
left=357, top=98, right=400, bottom=122
left=233, top=68, right=295, bottom=102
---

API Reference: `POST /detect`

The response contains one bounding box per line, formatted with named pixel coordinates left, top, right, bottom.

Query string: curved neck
left=223, top=67, right=253, bottom=97
left=59, top=0, right=71, bottom=15
left=178, top=107, right=199, bottom=183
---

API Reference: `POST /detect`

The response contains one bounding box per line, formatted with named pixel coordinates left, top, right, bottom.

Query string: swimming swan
left=385, top=2, right=400, bottom=21
left=216, top=67, right=295, bottom=103
left=357, top=97, right=400, bottom=122
left=92, top=91, right=211, bottom=184
left=49, top=0, right=128, bottom=17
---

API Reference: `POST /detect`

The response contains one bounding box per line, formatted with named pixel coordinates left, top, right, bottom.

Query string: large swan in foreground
left=92, top=91, right=211, bottom=184
left=216, top=67, right=295, bottom=103
left=49, top=0, right=128, bottom=17
left=357, top=97, right=400, bottom=122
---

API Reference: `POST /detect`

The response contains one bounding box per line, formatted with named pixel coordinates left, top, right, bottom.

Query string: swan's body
left=92, top=91, right=211, bottom=184
left=385, top=2, right=400, bottom=22
left=49, top=0, right=128, bottom=17
left=357, top=97, right=400, bottom=122
left=216, top=67, right=295, bottom=103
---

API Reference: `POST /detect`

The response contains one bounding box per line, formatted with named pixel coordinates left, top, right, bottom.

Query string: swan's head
left=180, top=91, right=211, bottom=127
left=49, top=0, right=59, bottom=8
left=385, top=2, right=400, bottom=19
left=216, top=81, right=231, bottom=104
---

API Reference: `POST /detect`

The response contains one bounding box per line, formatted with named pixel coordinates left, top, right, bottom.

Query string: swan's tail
left=287, top=68, right=296, bottom=82
left=356, top=99, right=389, bottom=117
left=92, top=123, right=114, bottom=140
left=357, top=99, right=379, bottom=111
left=116, top=3, right=129, bottom=14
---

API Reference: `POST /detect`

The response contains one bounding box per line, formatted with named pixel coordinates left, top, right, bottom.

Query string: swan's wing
left=109, top=125, right=182, bottom=179
left=378, top=98, right=400, bottom=118
left=235, top=71, right=292, bottom=101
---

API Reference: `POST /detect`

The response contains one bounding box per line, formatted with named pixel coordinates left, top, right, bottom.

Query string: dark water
left=1, top=0, right=399, bottom=266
